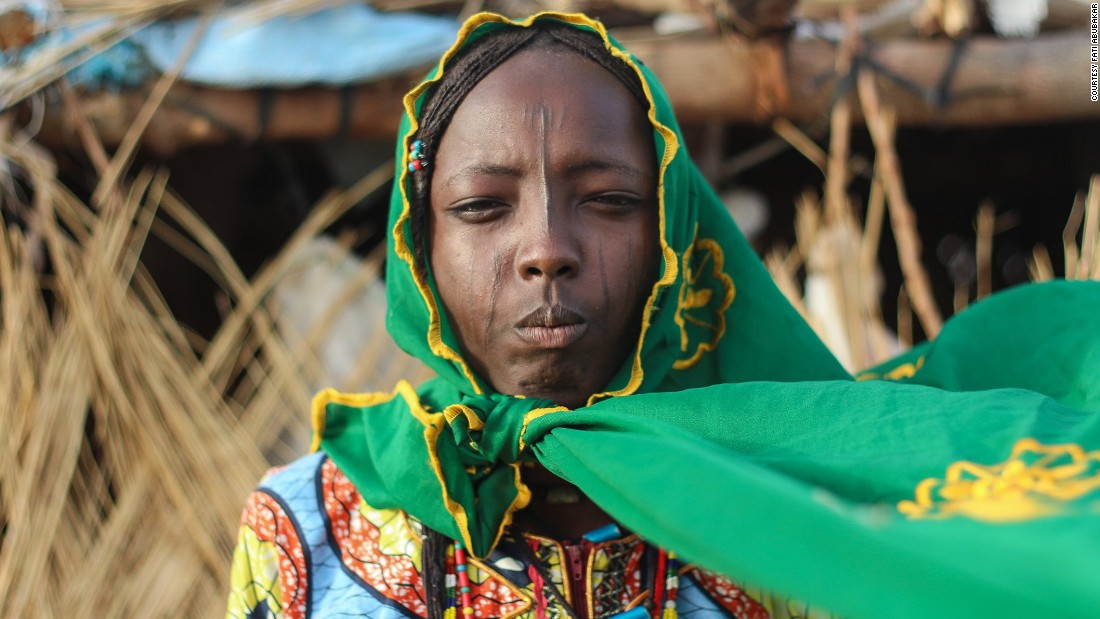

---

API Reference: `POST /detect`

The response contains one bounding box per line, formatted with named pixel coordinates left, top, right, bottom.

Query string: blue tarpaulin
left=9, top=2, right=459, bottom=90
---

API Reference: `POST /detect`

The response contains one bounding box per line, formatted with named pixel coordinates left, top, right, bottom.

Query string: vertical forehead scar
left=537, top=102, right=552, bottom=228
left=524, top=101, right=560, bottom=127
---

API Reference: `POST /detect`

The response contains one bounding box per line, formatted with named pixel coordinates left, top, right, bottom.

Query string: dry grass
left=761, top=12, right=1097, bottom=373
left=0, top=110, right=429, bottom=615
left=1030, top=175, right=1100, bottom=283
left=763, top=16, right=908, bottom=371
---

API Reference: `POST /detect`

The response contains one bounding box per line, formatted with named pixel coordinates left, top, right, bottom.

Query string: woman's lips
left=514, top=305, right=588, bottom=348
left=514, top=323, right=588, bottom=349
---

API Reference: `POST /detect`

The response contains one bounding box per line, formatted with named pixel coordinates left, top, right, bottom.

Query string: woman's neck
left=515, top=463, right=615, bottom=541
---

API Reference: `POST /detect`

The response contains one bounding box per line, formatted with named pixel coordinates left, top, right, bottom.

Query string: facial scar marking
left=538, top=103, right=553, bottom=236
left=484, top=250, right=506, bottom=348
left=599, top=240, right=611, bottom=326
left=625, top=237, right=636, bottom=311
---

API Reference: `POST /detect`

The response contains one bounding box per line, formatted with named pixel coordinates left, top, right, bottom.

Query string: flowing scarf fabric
left=315, top=12, right=1100, bottom=619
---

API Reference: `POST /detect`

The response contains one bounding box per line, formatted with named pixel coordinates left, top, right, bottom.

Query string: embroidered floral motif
left=898, top=438, right=1100, bottom=521
left=673, top=237, right=735, bottom=370
left=855, top=356, right=925, bottom=382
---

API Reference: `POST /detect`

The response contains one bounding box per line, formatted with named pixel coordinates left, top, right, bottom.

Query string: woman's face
left=428, top=46, right=659, bottom=409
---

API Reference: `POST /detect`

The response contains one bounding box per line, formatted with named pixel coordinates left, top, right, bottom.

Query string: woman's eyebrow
left=566, top=159, right=644, bottom=179
left=443, top=162, right=523, bottom=186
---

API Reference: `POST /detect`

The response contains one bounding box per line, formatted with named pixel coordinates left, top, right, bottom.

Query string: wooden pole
left=35, top=76, right=416, bottom=156
left=625, top=29, right=1092, bottom=126
left=31, top=30, right=1097, bottom=156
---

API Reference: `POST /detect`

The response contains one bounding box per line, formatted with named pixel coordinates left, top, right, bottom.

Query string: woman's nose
left=514, top=220, right=581, bottom=280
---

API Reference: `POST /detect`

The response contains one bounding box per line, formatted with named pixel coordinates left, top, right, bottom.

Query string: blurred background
left=1, top=0, right=1097, bottom=615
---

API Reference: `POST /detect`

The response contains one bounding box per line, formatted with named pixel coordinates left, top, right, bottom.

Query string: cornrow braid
left=407, top=20, right=650, bottom=274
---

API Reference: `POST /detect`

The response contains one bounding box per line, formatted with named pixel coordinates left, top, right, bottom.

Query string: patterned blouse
left=226, top=452, right=822, bottom=619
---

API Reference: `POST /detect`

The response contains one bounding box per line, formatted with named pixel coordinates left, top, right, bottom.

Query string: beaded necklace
left=445, top=537, right=679, bottom=619
left=444, top=542, right=458, bottom=619
left=454, top=541, right=475, bottom=617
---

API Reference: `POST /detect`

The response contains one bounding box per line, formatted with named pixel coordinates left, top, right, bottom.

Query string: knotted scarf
left=314, top=12, right=1100, bottom=619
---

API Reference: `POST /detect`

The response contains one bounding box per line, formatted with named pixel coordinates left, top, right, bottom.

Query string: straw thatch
left=0, top=106, right=434, bottom=615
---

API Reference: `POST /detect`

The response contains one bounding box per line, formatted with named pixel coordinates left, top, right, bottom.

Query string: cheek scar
left=484, top=250, right=506, bottom=345
left=625, top=237, right=636, bottom=307
left=598, top=240, right=611, bottom=325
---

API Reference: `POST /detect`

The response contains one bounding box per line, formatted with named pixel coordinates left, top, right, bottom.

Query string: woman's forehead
left=462, top=48, right=637, bottom=108
left=445, top=49, right=650, bottom=142
left=435, top=51, right=655, bottom=184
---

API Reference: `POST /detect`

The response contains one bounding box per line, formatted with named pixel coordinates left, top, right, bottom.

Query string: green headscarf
left=315, top=12, right=1100, bottom=619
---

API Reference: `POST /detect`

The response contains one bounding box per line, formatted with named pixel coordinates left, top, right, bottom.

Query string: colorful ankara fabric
left=226, top=452, right=790, bottom=619
left=237, top=11, right=1100, bottom=619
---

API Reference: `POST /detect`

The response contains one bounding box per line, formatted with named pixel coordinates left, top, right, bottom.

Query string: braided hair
left=407, top=19, right=651, bottom=275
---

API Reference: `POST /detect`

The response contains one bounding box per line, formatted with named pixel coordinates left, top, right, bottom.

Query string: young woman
left=227, top=13, right=1100, bottom=619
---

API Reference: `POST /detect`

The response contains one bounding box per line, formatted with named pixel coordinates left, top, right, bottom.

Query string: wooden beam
left=37, top=74, right=417, bottom=156
left=32, top=30, right=1096, bottom=156
left=625, top=29, right=1093, bottom=126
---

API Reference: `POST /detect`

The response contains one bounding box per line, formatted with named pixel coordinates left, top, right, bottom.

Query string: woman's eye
left=447, top=200, right=508, bottom=222
left=588, top=194, right=644, bottom=212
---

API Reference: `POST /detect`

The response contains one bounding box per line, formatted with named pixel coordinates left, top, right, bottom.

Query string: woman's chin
left=507, top=378, right=593, bottom=410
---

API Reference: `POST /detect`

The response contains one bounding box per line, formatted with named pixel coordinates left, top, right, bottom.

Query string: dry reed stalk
left=974, top=200, right=994, bottom=300
left=952, top=281, right=967, bottom=314
left=1029, top=244, right=1055, bottom=282
left=897, top=285, right=913, bottom=347
left=860, top=171, right=885, bottom=274
left=759, top=19, right=902, bottom=372
left=201, top=162, right=393, bottom=392
left=58, top=80, right=113, bottom=179
left=225, top=0, right=340, bottom=27
left=92, top=8, right=212, bottom=206
left=766, top=181, right=899, bottom=371
left=818, top=27, right=858, bottom=367
left=809, top=17, right=875, bottom=370
left=1079, top=174, right=1100, bottom=279
left=59, top=0, right=210, bottom=14
left=0, top=16, right=150, bottom=110
left=771, top=118, right=827, bottom=173
left=859, top=172, right=896, bottom=363
left=857, top=66, right=943, bottom=338
left=1063, top=192, right=1085, bottom=277
left=763, top=245, right=811, bottom=318
left=761, top=8, right=916, bottom=372
left=152, top=187, right=315, bottom=460
left=43, top=170, right=246, bottom=571
left=1030, top=179, right=1100, bottom=283
left=823, top=13, right=856, bottom=222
